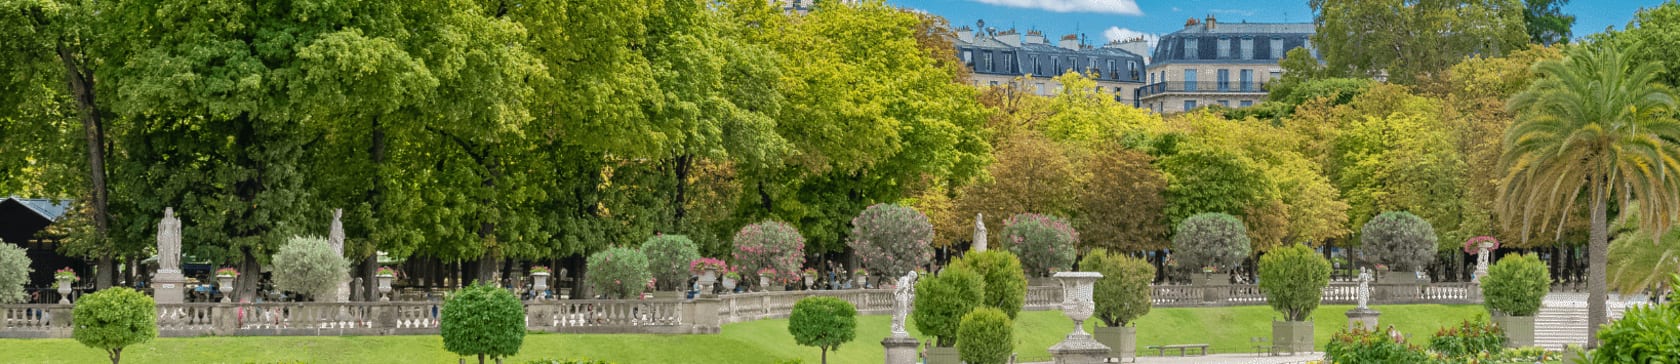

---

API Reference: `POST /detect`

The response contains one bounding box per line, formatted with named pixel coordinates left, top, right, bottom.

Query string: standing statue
left=972, top=213, right=988, bottom=252
left=891, top=270, right=920, bottom=336
left=157, top=207, right=182, bottom=272
left=1356, top=267, right=1374, bottom=309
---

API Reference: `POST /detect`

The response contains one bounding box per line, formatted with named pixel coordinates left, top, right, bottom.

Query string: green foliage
left=1481, top=253, right=1549, bottom=316
left=912, top=266, right=985, bottom=347
left=1271, top=77, right=1376, bottom=108
left=1427, top=318, right=1505, bottom=359
left=1170, top=213, right=1251, bottom=272
left=72, top=287, right=156, bottom=364
left=1258, top=244, right=1331, bottom=321
left=1081, top=249, right=1154, bottom=327
left=1524, top=0, right=1574, bottom=44
left=1359, top=212, right=1437, bottom=271
left=1324, top=325, right=1429, bottom=364
left=731, top=221, right=806, bottom=287
left=847, top=203, right=934, bottom=278
left=441, top=283, right=526, bottom=364
left=787, top=296, right=857, bottom=363
left=1311, top=0, right=1527, bottom=84
left=640, top=235, right=700, bottom=291
left=948, top=250, right=1028, bottom=319
left=1590, top=303, right=1680, bottom=363
left=956, top=307, right=1013, bottom=364
left=1078, top=146, right=1169, bottom=253
left=1159, top=148, right=1270, bottom=229
left=1590, top=1, right=1680, bottom=87
left=0, top=242, right=30, bottom=303
left=520, top=360, right=615, bottom=364
left=585, top=247, right=652, bottom=300
left=1608, top=205, right=1680, bottom=295
left=270, top=236, right=349, bottom=301
left=1001, top=213, right=1077, bottom=277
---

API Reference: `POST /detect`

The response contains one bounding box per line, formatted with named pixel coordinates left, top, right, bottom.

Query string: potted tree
left=214, top=268, right=238, bottom=303
left=1081, top=249, right=1155, bottom=362
left=375, top=266, right=397, bottom=301
left=947, top=250, right=1028, bottom=319
left=1482, top=253, right=1548, bottom=348
left=55, top=267, right=77, bottom=304
left=641, top=235, right=701, bottom=292
left=913, top=266, right=985, bottom=364
left=586, top=247, right=652, bottom=300
left=71, top=287, right=156, bottom=364
left=1359, top=211, right=1437, bottom=284
left=1258, top=243, right=1331, bottom=355
left=732, top=221, right=806, bottom=292
left=847, top=203, right=935, bottom=282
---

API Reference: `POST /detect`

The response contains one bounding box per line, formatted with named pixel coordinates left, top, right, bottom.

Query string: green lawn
left=0, top=304, right=1488, bottom=364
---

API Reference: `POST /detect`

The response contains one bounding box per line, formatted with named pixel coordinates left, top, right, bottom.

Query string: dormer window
left=1184, top=38, right=1199, bottom=59
left=1241, top=37, right=1255, bottom=60
left=1270, top=36, right=1284, bottom=59
left=1217, top=37, right=1231, bottom=59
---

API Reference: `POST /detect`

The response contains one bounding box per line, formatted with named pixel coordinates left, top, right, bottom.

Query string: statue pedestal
left=882, top=335, right=919, bottom=364
left=1346, top=308, right=1381, bottom=331
left=153, top=269, right=186, bottom=305
left=1049, top=333, right=1111, bottom=364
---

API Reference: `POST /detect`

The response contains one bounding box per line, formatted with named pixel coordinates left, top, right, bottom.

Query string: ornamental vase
left=802, top=274, right=815, bottom=290
left=722, top=277, right=738, bottom=292
left=217, top=275, right=236, bottom=303
left=531, top=272, right=550, bottom=300
left=56, top=278, right=72, bottom=304
left=376, top=274, right=394, bottom=302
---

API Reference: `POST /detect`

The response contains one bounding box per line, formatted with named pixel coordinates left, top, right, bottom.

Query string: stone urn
left=854, top=274, right=868, bottom=289
left=55, top=277, right=73, bottom=304
left=699, top=269, right=718, bottom=295
left=531, top=272, right=550, bottom=301
left=376, top=274, right=394, bottom=301
left=802, top=273, right=815, bottom=290
left=1048, top=272, right=1110, bottom=363
left=1093, top=325, right=1136, bottom=362
left=721, top=276, right=738, bottom=293
left=217, top=275, right=236, bottom=303
left=759, top=276, right=772, bottom=292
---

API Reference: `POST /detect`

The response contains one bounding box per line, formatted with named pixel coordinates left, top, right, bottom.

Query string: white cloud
left=970, top=0, right=1143, bottom=15
left=1102, top=26, right=1158, bottom=46
left=1171, top=6, right=1181, bottom=12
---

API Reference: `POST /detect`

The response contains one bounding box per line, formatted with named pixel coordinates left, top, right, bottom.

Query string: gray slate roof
left=4, top=196, right=71, bottom=221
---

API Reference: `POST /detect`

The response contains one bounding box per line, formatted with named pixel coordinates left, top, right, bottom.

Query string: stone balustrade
left=0, top=281, right=1476, bottom=338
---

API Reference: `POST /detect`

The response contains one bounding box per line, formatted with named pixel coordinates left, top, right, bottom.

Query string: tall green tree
left=1499, top=44, right=1680, bottom=348
left=1524, top=0, right=1574, bottom=45
left=1312, top=0, right=1529, bottom=84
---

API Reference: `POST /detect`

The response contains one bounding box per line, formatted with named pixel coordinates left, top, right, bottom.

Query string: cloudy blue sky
left=885, top=0, right=1666, bottom=46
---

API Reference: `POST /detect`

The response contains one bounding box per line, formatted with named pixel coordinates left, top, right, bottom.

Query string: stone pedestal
left=1346, top=308, right=1380, bottom=331
left=686, top=296, right=721, bottom=334
left=882, top=336, right=919, bottom=364
left=153, top=269, right=187, bottom=305
left=1272, top=320, right=1314, bottom=355
left=1049, top=336, right=1111, bottom=364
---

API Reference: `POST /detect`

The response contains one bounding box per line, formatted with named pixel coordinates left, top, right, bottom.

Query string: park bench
left=1146, top=343, right=1210, bottom=356
left=1251, top=337, right=1275, bottom=356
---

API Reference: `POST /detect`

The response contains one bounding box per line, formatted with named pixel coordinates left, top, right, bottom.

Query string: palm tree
left=1499, top=44, right=1680, bottom=348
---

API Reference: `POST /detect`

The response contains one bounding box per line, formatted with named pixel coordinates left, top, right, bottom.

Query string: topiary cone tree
left=1170, top=213, right=1251, bottom=275
left=1081, top=248, right=1155, bottom=361
left=912, top=266, right=985, bottom=348
left=947, top=250, right=1027, bottom=319
left=1258, top=243, right=1330, bottom=354
left=1358, top=211, right=1437, bottom=274
left=72, top=287, right=156, bottom=364
left=441, top=282, right=526, bottom=364
left=1481, top=253, right=1549, bottom=347
left=788, top=296, right=858, bottom=364
left=847, top=203, right=934, bottom=280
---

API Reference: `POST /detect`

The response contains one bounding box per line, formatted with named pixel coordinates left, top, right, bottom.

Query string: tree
left=1170, top=213, right=1251, bottom=273
left=270, top=236, right=349, bottom=301
left=1359, top=212, right=1438, bottom=271
left=585, top=247, right=652, bottom=300
left=1158, top=147, right=1270, bottom=229
left=72, top=287, right=155, bottom=364
left=641, top=235, right=701, bottom=291
left=952, top=132, right=1080, bottom=238
left=1258, top=244, right=1332, bottom=321
left=1524, top=0, right=1574, bottom=45
left=1608, top=205, right=1680, bottom=295
left=1592, top=1, right=1680, bottom=89
left=1001, top=213, right=1078, bottom=277
left=1081, top=249, right=1155, bottom=327
left=948, top=250, right=1029, bottom=319
left=440, top=283, right=526, bottom=364
left=1078, top=146, right=1169, bottom=254
left=1499, top=44, right=1680, bottom=348
left=956, top=307, right=1013, bottom=364
left=731, top=221, right=806, bottom=288
left=848, top=203, right=935, bottom=278
left=788, top=296, right=857, bottom=364
left=1481, top=253, right=1549, bottom=316
left=913, top=266, right=985, bottom=347
left=0, top=242, right=29, bottom=303
left=1311, top=0, right=1528, bottom=84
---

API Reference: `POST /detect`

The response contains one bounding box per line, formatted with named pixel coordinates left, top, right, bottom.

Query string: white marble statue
left=157, top=207, right=182, bottom=272
left=972, top=213, right=987, bottom=252
left=891, top=270, right=919, bottom=336
left=1356, top=267, right=1374, bottom=309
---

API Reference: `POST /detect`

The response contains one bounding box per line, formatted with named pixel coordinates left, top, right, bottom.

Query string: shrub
left=847, top=203, right=934, bottom=278
left=1170, top=213, right=1251, bottom=272
left=1080, top=248, right=1154, bottom=327
left=788, top=296, right=857, bottom=364
left=0, top=242, right=30, bottom=304
left=1324, top=325, right=1429, bottom=363
left=1258, top=243, right=1331, bottom=321
left=585, top=247, right=651, bottom=299
left=1481, top=253, right=1548, bottom=316
left=957, top=307, right=1013, bottom=364
left=1592, top=302, right=1680, bottom=363
left=1428, top=318, right=1505, bottom=358
left=947, top=250, right=1027, bottom=319
left=1001, top=213, right=1078, bottom=277
left=72, top=287, right=156, bottom=364
left=640, top=234, right=700, bottom=291
left=271, top=236, right=349, bottom=300
left=732, top=221, right=806, bottom=288
left=1359, top=211, right=1437, bottom=271
left=441, top=283, right=526, bottom=364
left=912, top=266, right=985, bottom=347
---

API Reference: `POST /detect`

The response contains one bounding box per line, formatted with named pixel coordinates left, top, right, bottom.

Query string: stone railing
left=0, top=281, right=1476, bottom=338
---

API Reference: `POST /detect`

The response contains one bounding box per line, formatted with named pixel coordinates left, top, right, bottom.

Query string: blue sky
left=886, top=0, right=1667, bottom=46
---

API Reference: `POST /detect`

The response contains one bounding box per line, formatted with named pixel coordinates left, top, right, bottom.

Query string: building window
left=1218, top=100, right=1230, bottom=107
left=1240, top=69, right=1254, bottom=91
left=1036, top=82, right=1046, bottom=95
left=1184, top=69, right=1198, bottom=91
left=1107, top=60, right=1116, bottom=79
left=1241, top=37, right=1254, bottom=59
left=1270, top=37, right=1284, bottom=59
left=1217, top=69, right=1230, bottom=91
left=1218, top=37, right=1231, bottom=59
left=963, top=50, right=973, bottom=66
left=1184, top=38, right=1199, bottom=59
left=1240, top=100, right=1254, bottom=107
left=1184, top=100, right=1197, bottom=111
left=1269, top=71, right=1282, bottom=81
left=1001, top=53, right=1015, bottom=73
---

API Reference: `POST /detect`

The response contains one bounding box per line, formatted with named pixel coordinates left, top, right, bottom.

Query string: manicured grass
left=0, top=304, right=1488, bottom=363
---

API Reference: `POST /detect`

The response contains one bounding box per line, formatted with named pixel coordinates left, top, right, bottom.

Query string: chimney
left=1185, top=17, right=1200, bottom=28
left=997, top=29, right=1021, bottom=47
left=1205, top=15, right=1217, bottom=30
left=1024, top=30, right=1047, bottom=45
left=1059, top=34, right=1080, bottom=50
left=956, top=26, right=974, bottom=43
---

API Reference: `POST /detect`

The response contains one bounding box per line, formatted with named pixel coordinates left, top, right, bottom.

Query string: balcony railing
left=1136, top=81, right=1266, bottom=98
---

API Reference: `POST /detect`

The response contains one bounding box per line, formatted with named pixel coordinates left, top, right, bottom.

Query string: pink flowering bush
left=1462, top=236, right=1499, bottom=255
left=847, top=203, right=935, bottom=279
left=733, top=221, right=806, bottom=288
left=689, top=258, right=727, bottom=274
left=1002, top=213, right=1078, bottom=277
left=585, top=247, right=650, bottom=299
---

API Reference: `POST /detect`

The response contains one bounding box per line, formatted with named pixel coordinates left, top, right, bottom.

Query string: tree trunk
left=821, top=347, right=828, bottom=364
left=365, top=118, right=386, bottom=301
left=57, top=41, right=113, bottom=290
left=672, top=154, right=691, bottom=228
left=1587, top=178, right=1609, bottom=349
left=108, top=348, right=121, bottom=364
left=237, top=251, right=261, bottom=302
left=362, top=255, right=378, bottom=301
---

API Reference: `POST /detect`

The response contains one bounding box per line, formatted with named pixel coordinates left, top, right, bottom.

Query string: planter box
left=1491, top=313, right=1535, bottom=348
left=1271, top=320, right=1313, bottom=354
left=1094, top=326, right=1136, bottom=362
left=926, top=346, right=960, bottom=364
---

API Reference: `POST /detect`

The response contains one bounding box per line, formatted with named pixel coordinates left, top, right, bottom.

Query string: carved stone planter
left=758, top=276, right=771, bottom=292
left=1491, top=312, right=1535, bottom=348
left=376, top=274, right=394, bottom=301
left=854, top=274, right=868, bottom=289
left=1271, top=320, right=1314, bottom=354
left=531, top=272, right=550, bottom=301
left=55, top=278, right=72, bottom=304
left=1049, top=272, right=1109, bottom=363
left=926, top=346, right=960, bottom=364
left=217, top=275, right=235, bottom=303
left=1094, top=325, right=1136, bottom=362
left=699, top=269, right=718, bottom=296
left=802, top=274, right=815, bottom=290
left=721, top=277, right=737, bottom=293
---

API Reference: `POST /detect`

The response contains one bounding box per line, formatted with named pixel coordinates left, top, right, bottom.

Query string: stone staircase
left=1533, top=292, right=1644, bottom=351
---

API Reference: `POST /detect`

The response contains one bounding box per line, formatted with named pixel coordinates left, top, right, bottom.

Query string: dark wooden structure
left=0, top=197, right=86, bottom=290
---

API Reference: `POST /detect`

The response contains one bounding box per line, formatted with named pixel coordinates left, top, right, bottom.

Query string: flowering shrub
left=0, top=243, right=27, bottom=304
left=732, top=221, right=806, bottom=286
left=689, top=258, right=727, bottom=274
left=215, top=267, right=239, bottom=278
left=1001, top=213, right=1078, bottom=277
left=585, top=247, right=651, bottom=299
left=1462, top=236, right=1499, bottom=255
left=376, top=266, right=397, bottom=276
left=641, top=235, right=700, bottom=291
left=853, top=268, right=868, bottom=277
left=529, top=266, right=551, bottom=275
left=847, top=203, right=934, bottom=279
left=55, top=267, right=78, bottom=282
left=1428, top=319, right=1505, bottom=358
left=802, top=268, right=818, bottom=277
left=723, top=269, right=741, bottom=281
left=1325, top=325, right=1429, bottom=363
